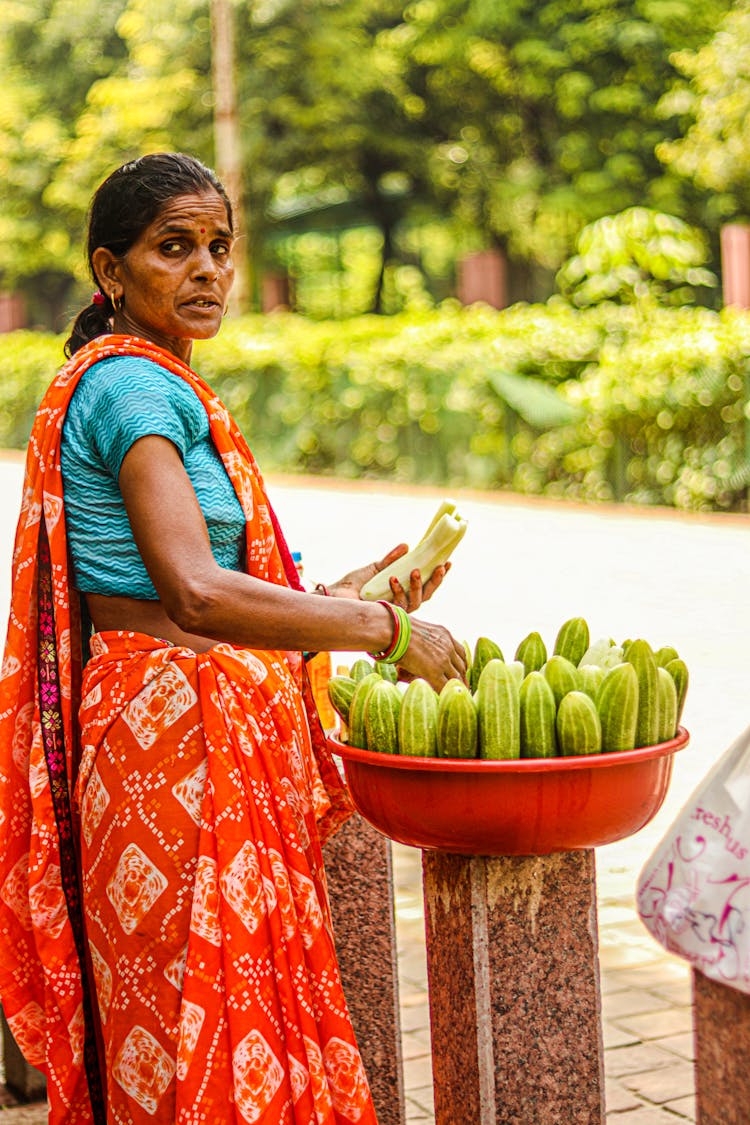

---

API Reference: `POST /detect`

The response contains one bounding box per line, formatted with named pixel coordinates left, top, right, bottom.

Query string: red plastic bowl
left=328, top=729, right=689, bottom=856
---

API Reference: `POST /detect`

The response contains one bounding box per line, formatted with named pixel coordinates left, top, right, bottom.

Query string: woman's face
left=93, top=190, right=235, bottom=363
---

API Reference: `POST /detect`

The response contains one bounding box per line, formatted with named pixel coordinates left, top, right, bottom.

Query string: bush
left=1, top=300, right=749, bottom=511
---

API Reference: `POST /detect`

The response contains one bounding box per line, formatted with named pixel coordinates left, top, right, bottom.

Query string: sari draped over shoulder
left=0, top=336, right=369, bottom=1124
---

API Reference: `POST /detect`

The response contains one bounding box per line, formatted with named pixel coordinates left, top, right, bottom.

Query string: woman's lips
left=183, top=297, right=221, bottom=310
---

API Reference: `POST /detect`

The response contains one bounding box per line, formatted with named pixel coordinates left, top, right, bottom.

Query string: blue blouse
left=60, top=355, right=246, bottom=599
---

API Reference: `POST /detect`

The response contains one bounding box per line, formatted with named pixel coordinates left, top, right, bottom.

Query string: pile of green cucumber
left=327, top=617, right=688, bottom=759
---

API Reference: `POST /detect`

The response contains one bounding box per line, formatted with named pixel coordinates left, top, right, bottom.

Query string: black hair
left=64, top=152, right=233, bottom=357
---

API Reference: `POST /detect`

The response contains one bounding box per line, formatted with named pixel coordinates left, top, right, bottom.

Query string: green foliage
left=0, top=0, right=129, bottom=324
left=3, top=300, right=750, bottom=513
left=524, top=305, right=750, bottom=510
left=0, top=0, right=733, bottom=324
left=0, top=0, right=212, bottom=325
left=657, top=1, right=750, bottom=222
left=398, top=0, right=732, bottom=270
left=556, top=207, right=717, bottom=307
left=0, top=331, right=64, bottom=447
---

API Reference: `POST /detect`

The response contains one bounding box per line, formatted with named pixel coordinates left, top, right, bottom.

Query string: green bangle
left=388, top=608, right=411, bottom=663
left=369, top=602, right=411, bottom=664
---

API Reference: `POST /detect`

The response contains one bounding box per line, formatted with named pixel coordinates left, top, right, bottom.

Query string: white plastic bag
left=636, top=724, right=750, bottom=995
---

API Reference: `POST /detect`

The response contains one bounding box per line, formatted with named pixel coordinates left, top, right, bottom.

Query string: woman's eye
left=211, top=242, right=231, bottom=257
left=161, top=240, right=185, bottom=255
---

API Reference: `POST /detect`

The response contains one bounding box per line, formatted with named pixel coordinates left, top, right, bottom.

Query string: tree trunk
left=373, top=216, right=393, bottom=314
left=210, top=0, right=250, bottom=313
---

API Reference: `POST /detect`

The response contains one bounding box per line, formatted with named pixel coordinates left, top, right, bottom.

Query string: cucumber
left=399, top=678, right=439, bottom=757
left=476, top=659, right=520, bottom=760
left=542, top=655, right=580, bottom=708
left=348, top=672, right=382, bottom=749
left=364, top=679, right=402, bottom=754
left=579, top=638, right=624, bottom=669
left=654, top=645, right=680, bottom=669
left=376, top=660, right=399, bottom=683
left=597, top=662, right=639, bottom=752
left=665, top=658, right=688, bottom=728
left=437, top=680, right=478, bottom=759
left=463, top=640, right=473, bottom=685
left=578, top=664, right=605, bottom=702
left=553, top=617, right=590, bottom=667
left=519, top=671, right=557, bottom=759
left=626, top=639, right=660, bottom=748
left=327, top=675, right=357, bottom=726
left=656, top=667, right=678, bottom=743
left=514, top=631, right=547, bottom=676
left=470, top=636, right=504, bottom=693
left=350, top=658, right=375, bottom=683
left=556, top=691, right=602, bottom=756
left=507, top=660, right=525, bottom=688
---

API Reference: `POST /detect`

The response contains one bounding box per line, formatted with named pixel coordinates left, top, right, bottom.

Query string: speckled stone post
left=422, top=849, right=605, bottom=1125
left=324, top=814, right=406, bottom=1125
left=1, top=1008, right=46, bottom=1102
left=693, top=968, right=750, bottom=1124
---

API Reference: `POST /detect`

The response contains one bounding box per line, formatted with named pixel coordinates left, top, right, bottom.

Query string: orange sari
left=0, top=336, right=373, bottom=1124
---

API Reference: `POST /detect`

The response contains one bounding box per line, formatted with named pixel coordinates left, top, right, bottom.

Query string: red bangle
left=369, top=601, right=401, bottom=661
left=314, top=583, right=330, bottom=596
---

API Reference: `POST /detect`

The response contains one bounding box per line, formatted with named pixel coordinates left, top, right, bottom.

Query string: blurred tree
left=0, top=0, right=735, bottom=324
left=0, top=0, right=128, bottom=325
left=393, top=0, right=732, bottom=291
left=210, top=0, right=249, bottom=310
left=234, top=0, right=439, bottom=311
left=1, top=0, right=215, bottom=326
left=46, top=0, right=213, bottom=256
left=555, top=207, right=717, bottom=307
left=657, top=1, right=750, bottom=225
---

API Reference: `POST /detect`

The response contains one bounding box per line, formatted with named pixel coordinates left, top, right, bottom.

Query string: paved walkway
left=0, top=464, right=747, bottom=1121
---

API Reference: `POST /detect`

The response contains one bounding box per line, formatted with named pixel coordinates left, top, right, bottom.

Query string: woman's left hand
left=326, top=543, right=451, bottom=612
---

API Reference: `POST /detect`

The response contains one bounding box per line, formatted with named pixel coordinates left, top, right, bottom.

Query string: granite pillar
left=324, top=814, right=406, bottom=1125
left=721, top=223, right=750, bottom=309
left=693, top=968, right=750, bottom=1124
left=456, top=249, right=508, bottom=310
left=422, top=849, right=605, bottom=1125
left=1, top=1008, right=46, bottom=1102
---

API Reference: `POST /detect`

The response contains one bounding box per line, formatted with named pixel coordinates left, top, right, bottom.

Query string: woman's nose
left=191, top=247, right=218, bottom=279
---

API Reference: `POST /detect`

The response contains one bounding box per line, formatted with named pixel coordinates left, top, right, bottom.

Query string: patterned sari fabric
left=0, top=336, right=370, bottom=1124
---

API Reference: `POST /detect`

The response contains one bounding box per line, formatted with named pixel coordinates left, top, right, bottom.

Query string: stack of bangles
left=368, top=600, right=412, bottom=665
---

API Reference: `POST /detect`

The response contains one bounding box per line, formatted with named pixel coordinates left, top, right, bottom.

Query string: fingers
left=374, top=543, right=408, bottom=573
left=392, top=561, right=452, bottom=611
left=421, top=562, right=450, bottom=602
left=451, top=636, right=468, bottom=684
left=390, top=568, right=423, bottom=611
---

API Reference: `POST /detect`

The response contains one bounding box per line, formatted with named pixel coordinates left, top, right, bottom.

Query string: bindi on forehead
left=152, top=192, right=231, bottom=236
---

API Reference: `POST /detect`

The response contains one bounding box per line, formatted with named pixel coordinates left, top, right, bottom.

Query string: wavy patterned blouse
left=60, top=355, right=246, bottom=598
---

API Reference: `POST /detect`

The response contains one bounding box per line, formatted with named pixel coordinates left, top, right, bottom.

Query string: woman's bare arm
left=111, top=435, right=466, bottom=688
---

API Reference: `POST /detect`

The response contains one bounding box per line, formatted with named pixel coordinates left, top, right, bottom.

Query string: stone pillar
left=693, top=968, right=750, bottom=1124
left=456, top=249, right=508, bottom=309
left=720, top=223, right=750, bottom=309
left=0, top=294, right=26, bottom=333
left=422, top=850, right=604, bottom=1125
left=324, top=815, right=406, bottom=1125
left=261, top=273, right=291, bottom=312
left=1, top=1009, right=46, bottom=1102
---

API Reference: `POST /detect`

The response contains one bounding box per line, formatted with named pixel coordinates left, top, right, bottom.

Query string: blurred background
left=3, top=0, right=750, bottom=512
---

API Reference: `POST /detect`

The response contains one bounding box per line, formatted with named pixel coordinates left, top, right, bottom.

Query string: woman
left=0, top=153, right=465, bottom=1124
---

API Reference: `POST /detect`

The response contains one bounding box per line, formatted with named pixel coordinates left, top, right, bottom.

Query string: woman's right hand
left=396, top=617, right=467, bottom=692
